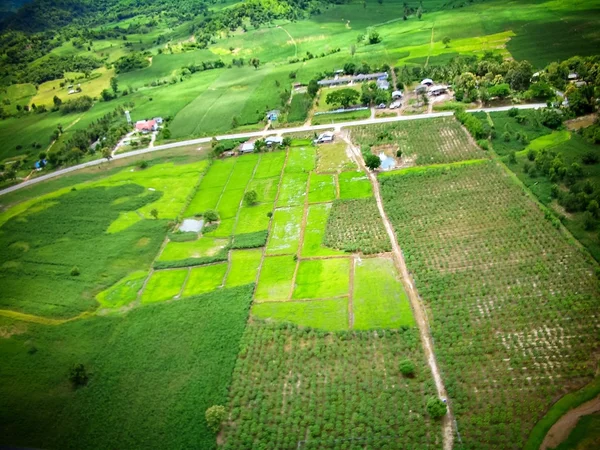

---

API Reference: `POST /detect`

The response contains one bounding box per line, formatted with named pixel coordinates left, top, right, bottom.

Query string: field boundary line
left=348, top=256, right=355, bottom=329
left=0, top=309, right=94, bottom=325
left=341, top=132, right=455, bottom=450
left=214, top=158, right=239, bottom=211
left=288, top=167, right=311, bottom=300
left=176, top=267, right=193, bottom=298
left=256, top=295, right=349, bottom=304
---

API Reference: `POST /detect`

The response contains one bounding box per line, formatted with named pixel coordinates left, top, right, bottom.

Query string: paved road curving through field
left=0, top=103, right=545, bottom=197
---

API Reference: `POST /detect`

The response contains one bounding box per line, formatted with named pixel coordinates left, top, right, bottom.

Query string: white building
left=239, top=142, right=255, bottom=153
left=314, top=132, right=334, bottom=144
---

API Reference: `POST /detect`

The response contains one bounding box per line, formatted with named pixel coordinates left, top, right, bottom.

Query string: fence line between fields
left=313, top=107, right=369, bottom=116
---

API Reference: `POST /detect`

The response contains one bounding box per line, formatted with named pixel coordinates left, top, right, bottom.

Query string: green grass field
left=225, top=249, right=262, bottom=288
left=182, top=263, right=227, bottom=297
left=95, top=270, right=147, bottom=308
left=140, top=269, right=187, bottom=303
left=353, top=257, right=414, bottom=329
left=308, top=172, right=336, bottom=203
left=292, top=258, right=350, bottom=300
left=254, top=255, right=297, bottom=301
left=338, top=171, right=373, bottom=199
left=301, top=203, right=346, bottom=258
left=316, top=142, right=356, bottom=173
left=252, top=298, right=349, bottom=330
left=265, top=206, right=303, bottom=255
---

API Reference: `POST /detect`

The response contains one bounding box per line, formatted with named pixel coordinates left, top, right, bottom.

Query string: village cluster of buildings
left=415, top=78, right=449, bottom=96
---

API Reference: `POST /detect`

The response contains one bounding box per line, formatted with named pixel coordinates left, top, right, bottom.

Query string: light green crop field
left=95, top=270, right=147, bottom=308
left=206, top=217, right=236, bottom=237
left=253, top=151, right=286, bottom=179
left=285, top=146, right=316, bottom=173
left=158, top=237, right=229, bottom=261
left=235, top=203, right=273, bottom=234
left=292, top=258, right=350, bottom=300
left=276, top=172, right=308, bottom=207
left=308, top=173, right=336, bottom=203
left=353, top=257, right=415, bottom=330
left=225, top=249, right=262, bottom=288
left=182, top=263, right=227, bottom=297
left=338, top=171, right=373, bottom=199
left=252, top=298, right=349, bottom=330
left=0, top=83, right=36, bottom=114
left=316, top=142, right=356, bottom=173
left=265, top=205, right=303, bottom=255
left=254, top=254, right=297, bottom=301
left=217, top=188, right=244, bottom=219
left=301, top=203, right=346, bottom=258
left=246, top=176, right=280, bottom=203
left=140, top=269, right=187, bottom=304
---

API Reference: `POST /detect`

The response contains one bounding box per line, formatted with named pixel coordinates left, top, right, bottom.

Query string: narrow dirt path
left=341, top=132, right=454, bottom=450
left=541, top=395, right=600, bottom=450
left=424, top=24, right=435, bottom=67
left=277, top=26, right=297, bottom=58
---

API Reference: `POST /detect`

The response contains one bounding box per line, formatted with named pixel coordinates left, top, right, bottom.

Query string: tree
left=101, top=148, right=112, bottom=162
left=399, top=359, right=415, bottom=377
left=350, top=44, right=356, bottom=57
left=583, top=211, right=596, bottom=230
left=426, top=397, right=447, bottom=419
left=244, top=190, right=258, bottom=206
left=442, top=36, right=451, bottom=48
left=70, top=266, right=80, bottom=276
left=38, top=151, right=47, bottom=161
left=110, top=76, right=118, bottom=94
left=250, top=58, right=260, bottom=69
left=150, top=208, right=159, bottom=219
left=101, top=89, right=114, bottom=101
left=509, top=151, right=517, bottom=164
left=204, top=210, right=219, bottom=222
left=205, top=405, right=226, bottom=433
left=326, top=88, right=360, bottom=109
left=587, top=200, right=599, bottom=218
left=69, top=364, right=89, bottom=388
left=365, top=154, right=381, bottom=170
left=53, top=95, right=62, bottom=108
left=231, top=116, right=239, bottom=128
left=307, top=79, right=319, bottom=98
left=505, top=60, right=533, bottom=91
left=367, top=28, right=381, bottom=45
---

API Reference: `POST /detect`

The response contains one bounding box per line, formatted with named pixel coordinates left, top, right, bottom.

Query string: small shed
left=240, top=142, right=255, bottom=154
left=392, top=90, right=403, bottom=99
left=429, top=85, right=448, bottom=96
left=377, top=79, right=390, bottom=90
left=266, top=110, right=280, bottom=121
left=314, top=131, right=334, bottom=144
left=568, top=73, right=579, bottom=80
left=265, top=136, right=284, bottom=146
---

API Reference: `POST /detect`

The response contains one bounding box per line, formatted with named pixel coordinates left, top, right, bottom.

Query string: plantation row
left=221, top=322, right=442, bottom=450
left=379, top=161, right=600, bottom=449
left=350, top=117, right=483, bottom=166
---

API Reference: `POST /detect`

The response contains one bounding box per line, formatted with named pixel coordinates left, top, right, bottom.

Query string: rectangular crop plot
left=252, top=298, right=349, bottom=331
left=353, top=257, right=414, bottom=329
left=198, top=158, right=236, bottom=189
left=182, top=263, right=227, bottom=297
left=301, top=203, right=346, bottom=258
left=140, top=269, right=188, bottom=304
left=235, top=203, right=273, bottom=234
left=217, top=188, right=244, bottom=219
left=246, top=177, right=279, bottom=203
left=380, top=161, right=600, bottom=448
left=308, top=173, right=336, bottom=203
left=350, top=116, right=481, bottom=166
left=266, top=206, right=303, bottom=255
left=276, top=172, right=308, bottom=207
left=324, top=198, right=391, bottom=254
left=316, top=142, right=356, bottom=173
left=255, top=255, right=296, bottom=301
left=225, top=249, right=262, bottom=288
left=158, top=237, right=228, bottom=261
left=338, top=171, right=372, bottom=199
left=205, top=218, right=235, bottom=238
left=96, top=270, right=147, bottom=308
left=185, top=186, right=222, bottom=216
left=225, top=156, right=258, bottom=190
left=254, top=151, right=286, bottom=179
left=292, top=258, right=350, bottom=300
left=285, top=146, right=316, bottom=173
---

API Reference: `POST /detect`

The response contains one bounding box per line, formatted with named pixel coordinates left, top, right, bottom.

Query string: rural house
left=239, top=142, right=255, bottom=154
left=392, top=90, right=403, bottom=100
left=265, top=136, right=284, bottom=146
left=135, top=119, right=158, bottom=133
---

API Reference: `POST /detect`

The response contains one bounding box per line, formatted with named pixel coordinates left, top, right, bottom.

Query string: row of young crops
left=349, top=117, right=483, bottom=166
left=379, top=161, right=600, bottom=449
left=221, top=322, right=442, bottom=450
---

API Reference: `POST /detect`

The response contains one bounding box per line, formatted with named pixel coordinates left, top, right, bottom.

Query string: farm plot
left=265, top=206, right=303, bottom=255
left=285, top=146, right=316, bottom=173
left=379, top=161, right=600, bottom=449
left=324, top=198, right=391, bottom=254
left=185, top=159, right=236, bottom=216
left=292, top=258, right=350, bottom=300
left=301, top=203, right=346, bottom=258
left=225, top=249, right=262, bottom=288
left=276, top=172, right=308, bottom=207
left=95, top=271, right=147, bottom=309
left=353, top=257, right=414, bottom=330
left=253, top=151, right=286, bottom=179
left=338, top=171, right=372, bottom=199
left=140, top=269, right=188, bottom=304
left=316, top=142, right=356, bottom=173
left=252, top=298, right=349, bottom=330
left=181, top=263, right=228, bottom=297
left=308, top=173, right=336, bottom=203
left=254, top=255, right=297, bottom=302
left=157, top=237, right=229, bottom=267
left=235, top=203, right=273, bottom=234
left=246, top=176, right=280, bottom=203
left=221, top=322, right=442, bottom=449
left=350, top=117, right=482, bottom=166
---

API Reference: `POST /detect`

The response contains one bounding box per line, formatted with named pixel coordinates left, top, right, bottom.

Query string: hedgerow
left=231, top=230, right=268, bottom=249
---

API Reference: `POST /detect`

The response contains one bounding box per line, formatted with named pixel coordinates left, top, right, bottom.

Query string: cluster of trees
left=17, top=54, right=101, bottom=84
left=113, top=52, right=150, bottom=73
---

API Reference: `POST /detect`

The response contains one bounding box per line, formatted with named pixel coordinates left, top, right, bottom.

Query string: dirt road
left=541, top=395, right=600, bottom=450
left=341, top=133, right=455, bottom=449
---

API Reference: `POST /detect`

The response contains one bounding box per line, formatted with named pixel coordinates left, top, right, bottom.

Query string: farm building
left=240, top=142, right=255, bottom=154
left=314, top=131, right=334, bottom=144
left=429, top=85, right=448, bottom=96
left=392, top=90, right=403, bottom=99
left=421, top=78, right=434, bottom=86
left=318, top=72, right=388, bottom=87
left=568, top=72, right=578, bottom=80
left=154, top=117, right=164, bottom=124
left=377, top=79, right=390, bottom=90
left=135, top=119, right=158, bottom=133
left=266, top=110, right=280, bottom=121
left=265, top=136, right=284, bottom=146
